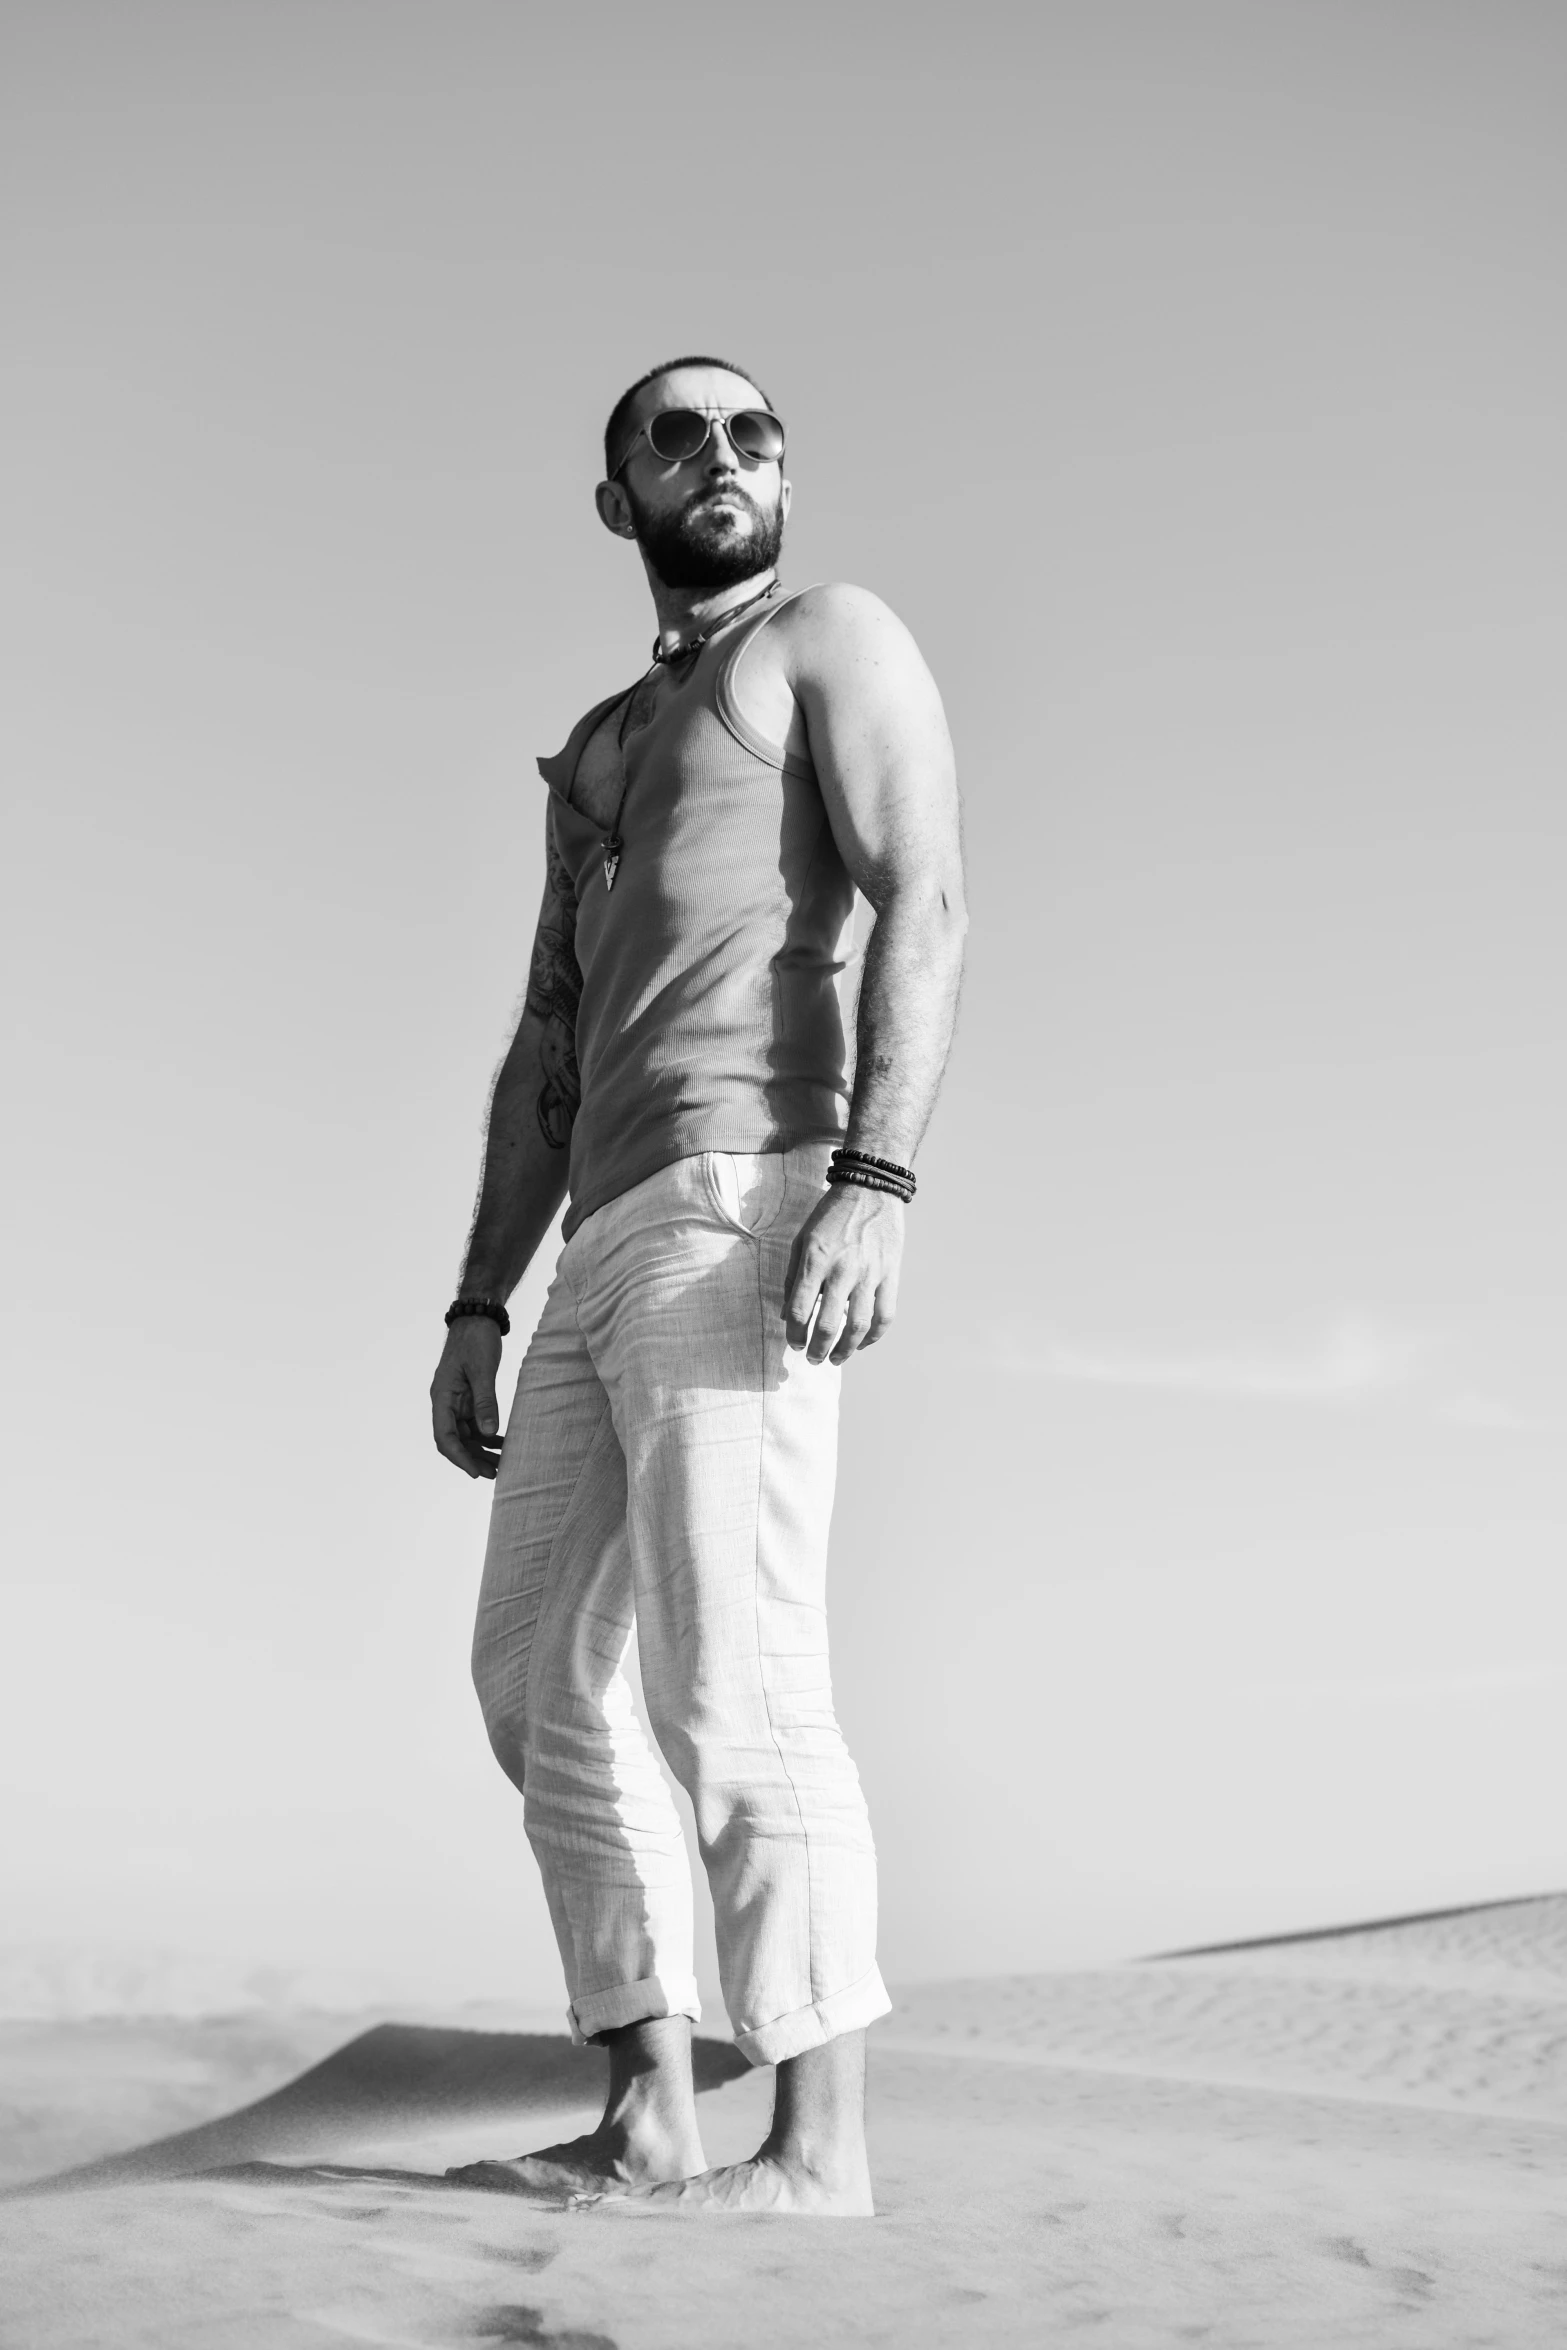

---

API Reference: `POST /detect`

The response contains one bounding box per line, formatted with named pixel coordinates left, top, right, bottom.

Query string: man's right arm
left=430, top=816, right=583, bottom=1480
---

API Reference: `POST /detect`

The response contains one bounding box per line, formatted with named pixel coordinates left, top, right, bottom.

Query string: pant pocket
left=705, top=1150, right=788, bottom=1237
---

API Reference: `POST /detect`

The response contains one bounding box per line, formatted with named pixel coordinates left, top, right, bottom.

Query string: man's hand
left=784, top=1185, right=904, bottom=1366
left=431, top=1317, right=506, bottom=1479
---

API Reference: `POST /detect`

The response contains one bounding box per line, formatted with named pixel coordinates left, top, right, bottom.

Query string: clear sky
left=2, top=3, right=1564, bottom=2015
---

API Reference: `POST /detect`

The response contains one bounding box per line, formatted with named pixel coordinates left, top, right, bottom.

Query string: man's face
left=603, top=366, right=790, bottom=591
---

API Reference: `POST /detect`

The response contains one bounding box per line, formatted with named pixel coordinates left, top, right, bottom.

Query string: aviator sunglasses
left=610, top=406, right=786, bottom=478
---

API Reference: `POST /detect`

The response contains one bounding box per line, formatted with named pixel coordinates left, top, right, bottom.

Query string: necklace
left=601, top=579, right=781, bottom=892
left=649, top=575, right=780, bottom=673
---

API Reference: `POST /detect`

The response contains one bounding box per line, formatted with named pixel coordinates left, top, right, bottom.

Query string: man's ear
left=780, top=477, right=793, bottom=525
left=595, top=479, right=638, bottom=539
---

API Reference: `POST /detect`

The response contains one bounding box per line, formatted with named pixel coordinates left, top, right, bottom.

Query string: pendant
left=602, top=836, right=622, bottom=892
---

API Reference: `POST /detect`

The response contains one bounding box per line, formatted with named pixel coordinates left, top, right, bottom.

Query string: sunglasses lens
left=729, top=409, right=785, bottom=461
left=645, top=409, right=710, bottom=463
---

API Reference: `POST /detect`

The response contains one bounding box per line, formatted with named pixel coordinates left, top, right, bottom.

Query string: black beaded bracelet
left=830, top=1145, right=917, bottom=1194
left=826, top=1163, right=913, bottom=1203
left=445, top=1295, right=511, bottom=1337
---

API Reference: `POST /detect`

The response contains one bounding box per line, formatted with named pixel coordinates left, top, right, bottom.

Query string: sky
left=2, top=2, right=1564, bottom=2018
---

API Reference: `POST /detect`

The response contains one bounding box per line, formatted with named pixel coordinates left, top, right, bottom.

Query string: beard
left=625, top=480, right=785, bottom=590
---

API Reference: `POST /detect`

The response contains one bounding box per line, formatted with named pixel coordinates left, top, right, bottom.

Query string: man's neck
left=644, top=569, right=779, bottom=659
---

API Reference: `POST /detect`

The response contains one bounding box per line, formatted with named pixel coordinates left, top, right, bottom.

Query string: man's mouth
left=689, top=497, right=755, bottom=535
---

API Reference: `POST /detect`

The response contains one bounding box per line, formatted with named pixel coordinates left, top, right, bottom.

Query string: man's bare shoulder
left=770, top=582, right=939, bottom=710
left=775, top=581, right=910, bottom=648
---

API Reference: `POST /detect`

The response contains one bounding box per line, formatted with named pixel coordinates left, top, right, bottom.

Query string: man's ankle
left=595, top=2015, right=704, bottom=2162
left=763, top=2127, right=870, bottom=2185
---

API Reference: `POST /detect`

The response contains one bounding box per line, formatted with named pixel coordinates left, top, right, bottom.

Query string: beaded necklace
left=600, top=578, right=780, bottom=892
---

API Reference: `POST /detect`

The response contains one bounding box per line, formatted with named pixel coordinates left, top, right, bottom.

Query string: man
left=430, top=356, right=965, bottom=2215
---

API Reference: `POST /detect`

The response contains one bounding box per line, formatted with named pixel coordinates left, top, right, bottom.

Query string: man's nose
left=702, top=421, right=742, bottom=474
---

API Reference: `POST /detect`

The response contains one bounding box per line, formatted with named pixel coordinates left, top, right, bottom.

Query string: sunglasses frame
left=609, top=406, right=787, bottom=481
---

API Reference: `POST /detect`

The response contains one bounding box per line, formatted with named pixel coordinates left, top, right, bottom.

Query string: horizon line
left=1145, top=1887, right=1564, bottom=1962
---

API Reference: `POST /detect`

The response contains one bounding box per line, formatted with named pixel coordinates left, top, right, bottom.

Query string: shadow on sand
left=11, top=2024, right=750, bottom=2198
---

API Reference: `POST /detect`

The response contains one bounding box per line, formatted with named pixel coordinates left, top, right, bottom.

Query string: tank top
left=538, top=588, right=857, bottom=1240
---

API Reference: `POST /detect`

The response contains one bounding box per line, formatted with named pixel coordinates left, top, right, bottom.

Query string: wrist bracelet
left=831, top=1145, right=916, bottom=1195
left=445, top=1295, right=511, bottom=1337
left=826, top=1163, right=913, bottom=1203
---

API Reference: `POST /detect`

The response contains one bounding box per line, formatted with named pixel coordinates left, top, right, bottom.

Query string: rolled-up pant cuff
left=732, top=1964, right=892, bottom=2068
left=567, top=1972, right=702, bottom=2047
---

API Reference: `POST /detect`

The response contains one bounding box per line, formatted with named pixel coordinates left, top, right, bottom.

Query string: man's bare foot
left=446, top=2017, right=706, bottom=2203
left=573, top=2152, right=873, bottom=2216
left=447, top=2124, right=699, bottom=2202
left=577, top=2025, right=876, bottom=2214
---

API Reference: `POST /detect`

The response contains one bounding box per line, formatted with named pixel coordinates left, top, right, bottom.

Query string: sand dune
left=22, top=2026, right=751, bottom=2195
left=2, top=1895, right=1563, bottom=2347
left=881, top=1897, right=1567, bottom=2119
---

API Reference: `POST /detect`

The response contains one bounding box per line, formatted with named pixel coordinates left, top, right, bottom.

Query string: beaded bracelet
left=828, top=1148, right=915, bottom=1203
left=445, top=1295, right=511, bottom=1337
left=826, top=1164, right=914, bottom=1203
left=832, top=1145, right=917, bottom=1189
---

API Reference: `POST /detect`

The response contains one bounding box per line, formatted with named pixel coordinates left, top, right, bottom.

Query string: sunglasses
left=611, top=406, right=786, bottom=478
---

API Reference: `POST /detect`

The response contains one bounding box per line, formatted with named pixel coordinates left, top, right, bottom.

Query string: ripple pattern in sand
left=886, top=1895, right=1567, bottom=2119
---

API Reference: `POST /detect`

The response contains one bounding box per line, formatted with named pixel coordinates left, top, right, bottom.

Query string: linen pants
left=471, top=1142, right=890, bottom=2067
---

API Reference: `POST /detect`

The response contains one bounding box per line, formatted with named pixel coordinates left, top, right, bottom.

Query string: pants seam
left=751, top=1174, right=818, bottom=2013
left=523, top=1267, right=617, bottom=1776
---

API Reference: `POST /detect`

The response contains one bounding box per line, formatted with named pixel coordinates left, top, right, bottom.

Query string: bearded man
left=430, top=356, right=966, bottom=2215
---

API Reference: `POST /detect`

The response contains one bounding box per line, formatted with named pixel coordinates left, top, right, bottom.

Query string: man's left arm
left=781, top=584, right=968, bottom=1365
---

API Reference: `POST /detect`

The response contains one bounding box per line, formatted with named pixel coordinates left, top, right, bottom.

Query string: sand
left=2, top=1895, right=1563, bottom=2347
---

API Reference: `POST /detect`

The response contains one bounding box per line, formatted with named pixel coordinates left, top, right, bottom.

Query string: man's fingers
left=861, top=1285, right=897, bottom=1349
left=473, top=1372, right=500, bottom=1439
left=785, top=1245, right=827, bottom=1349
left=433, top=1412, right=478, bottom=1478
left=806, top=1277, right=854, bottom=1365
left=432, top=1373, right=498, bottom=1479
left=827, top=1295, right=875, bottom=1366
left=433, top=1422, right=478, bottom=1478
left=789, top=1257, right=897, bottom=1362
left=465, top=1413, right=505, bottom=1462
left=464, top=1431, right=502, bottom=1480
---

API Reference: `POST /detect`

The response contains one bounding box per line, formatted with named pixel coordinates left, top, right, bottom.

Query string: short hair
left=603, top=354, right=775, bottom=478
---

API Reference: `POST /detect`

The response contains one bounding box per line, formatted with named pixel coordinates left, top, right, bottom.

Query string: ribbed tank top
left=538, top=589, right=857, bottom=1240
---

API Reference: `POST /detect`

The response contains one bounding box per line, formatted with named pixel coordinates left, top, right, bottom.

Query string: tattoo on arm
left=525, top=830, right=584, bottom=1150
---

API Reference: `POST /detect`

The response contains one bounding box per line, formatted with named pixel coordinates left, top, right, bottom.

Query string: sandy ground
left=2, top=1896, right=1563, bottom=2348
